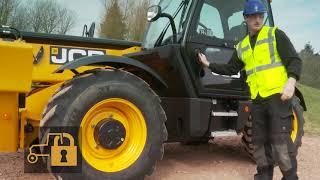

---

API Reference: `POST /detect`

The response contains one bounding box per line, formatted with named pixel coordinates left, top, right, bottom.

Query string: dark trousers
left=252, top=93, right=298, bottom=180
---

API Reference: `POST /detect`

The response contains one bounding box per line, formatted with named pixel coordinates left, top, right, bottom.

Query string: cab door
left=182, top=0, right=250, bottom=98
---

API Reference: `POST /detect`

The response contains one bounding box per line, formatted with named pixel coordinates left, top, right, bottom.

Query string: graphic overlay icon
left=27, top=132, right=77, bottom=167
left=51, top=133, right=77, bottom=166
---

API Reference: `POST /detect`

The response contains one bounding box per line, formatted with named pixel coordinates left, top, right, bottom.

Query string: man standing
left=197, top=0, right=302, bottom=179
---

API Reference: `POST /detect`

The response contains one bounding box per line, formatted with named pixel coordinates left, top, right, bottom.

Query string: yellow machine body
left=0, top=40, right=34, bottom=92
left=0, top=37, right=141, bottom=152
left=0, top=40, right=33, bottom=152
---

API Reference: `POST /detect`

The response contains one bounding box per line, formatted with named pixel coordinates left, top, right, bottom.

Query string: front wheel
left=40, top=69, right=168, bottom=180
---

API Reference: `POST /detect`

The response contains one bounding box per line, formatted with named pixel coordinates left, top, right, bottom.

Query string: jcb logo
left=50, top=46, right=106, bottom=64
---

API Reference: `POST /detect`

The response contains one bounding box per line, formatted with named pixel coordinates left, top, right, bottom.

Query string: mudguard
left=54, top=55, right=168, bottom=88
left=295, top=87, right=307, bottom=111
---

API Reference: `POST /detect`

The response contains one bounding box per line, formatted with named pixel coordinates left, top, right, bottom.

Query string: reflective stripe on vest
left=246, top=61, right=283, bottom=75
left=238, top=27, right=279, bottom=76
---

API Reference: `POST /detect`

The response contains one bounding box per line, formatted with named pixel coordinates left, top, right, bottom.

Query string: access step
left=210, top=130, right=238, bottom=137
left=211, top=110, right=238, bottom=117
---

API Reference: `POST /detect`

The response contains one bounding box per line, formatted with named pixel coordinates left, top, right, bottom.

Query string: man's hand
left=197, top=53, right=210, bottom=68
left=281, top=77, right=296, bottom=101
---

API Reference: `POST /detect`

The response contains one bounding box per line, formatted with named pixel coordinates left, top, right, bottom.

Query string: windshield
left=142, top=0, right=192, bottom=49
left=143, top=0, right=273, bottom=49
left=194, top=0, right=273, bottom=43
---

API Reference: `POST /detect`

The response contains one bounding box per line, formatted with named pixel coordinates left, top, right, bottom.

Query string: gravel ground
left=0, top=135, right=319, bottom=180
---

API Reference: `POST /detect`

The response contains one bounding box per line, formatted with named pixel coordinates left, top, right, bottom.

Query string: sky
left=55, top=0, right=104, bottom=36
left=271, top=0, right=320, bottom=53
left=21, top=0, right=319, bottom=52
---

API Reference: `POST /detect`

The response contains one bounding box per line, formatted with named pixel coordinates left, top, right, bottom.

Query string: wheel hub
left=94, top=118, right=126, bottom=149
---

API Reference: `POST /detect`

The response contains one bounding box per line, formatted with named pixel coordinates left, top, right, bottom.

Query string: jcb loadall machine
left=0, top=0, right=305, bottom=179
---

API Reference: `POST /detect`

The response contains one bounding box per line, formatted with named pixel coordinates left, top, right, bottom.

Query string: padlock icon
left=51, top=133, right=77, bottom=166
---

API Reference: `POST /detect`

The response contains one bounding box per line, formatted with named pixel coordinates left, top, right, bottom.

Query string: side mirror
left=147, top=5, right=161, bottom=22
left=146, top=5, right=177, bottom=44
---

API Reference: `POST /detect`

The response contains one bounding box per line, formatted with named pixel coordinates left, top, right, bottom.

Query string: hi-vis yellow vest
left=236, top=26, right=288, bottom=99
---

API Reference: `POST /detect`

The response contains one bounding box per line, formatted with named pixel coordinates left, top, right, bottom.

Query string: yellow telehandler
left=0, top=0, right=305, bottom=179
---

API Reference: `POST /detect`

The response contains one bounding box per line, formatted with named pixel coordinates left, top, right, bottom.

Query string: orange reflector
left=244, top=105, right=249, bottom=112
left=3, top=113, right=10, bottom=120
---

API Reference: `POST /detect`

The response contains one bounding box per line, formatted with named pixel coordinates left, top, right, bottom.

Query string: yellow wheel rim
left=79, top=98, right=147, bottom=172
left=291, top=110, right=298, bottom=143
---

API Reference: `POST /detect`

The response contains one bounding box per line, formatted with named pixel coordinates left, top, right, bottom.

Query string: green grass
left=297, top=83, right=320, bottom=135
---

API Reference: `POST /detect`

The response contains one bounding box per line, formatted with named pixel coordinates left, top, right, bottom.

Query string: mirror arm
left=160, top=13, right=177, bottom=43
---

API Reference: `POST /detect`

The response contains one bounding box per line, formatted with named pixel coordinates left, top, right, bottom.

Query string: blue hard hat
left=243, top=0, right=267, bottom=15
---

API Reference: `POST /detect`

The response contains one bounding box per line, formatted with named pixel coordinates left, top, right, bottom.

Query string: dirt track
left=0, top=136, right=319, bottom=180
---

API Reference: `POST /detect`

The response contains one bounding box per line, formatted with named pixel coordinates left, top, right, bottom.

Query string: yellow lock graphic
left=51, top=133, right=77, bottom=166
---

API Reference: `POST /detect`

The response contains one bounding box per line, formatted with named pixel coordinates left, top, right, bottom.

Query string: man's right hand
left=197, top=53, right=210, bottom=68
left=281, top=77, right=296, bottom=101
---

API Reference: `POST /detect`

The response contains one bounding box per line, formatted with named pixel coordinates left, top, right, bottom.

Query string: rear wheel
left=242, top=96, right=305, bottom=160
left=40, top=69, right=168, bottom=180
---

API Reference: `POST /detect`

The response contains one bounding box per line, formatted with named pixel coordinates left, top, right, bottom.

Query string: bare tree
left=0, top=0, right=20, bottom=25
left=28, top=0, right=44, bottom=32
left=26, top=0, right=76, bottom=34
left=42, top=1, right=60, bottom=33
left=57, top=8, right=76, bottom=35
left=8, top=6, right=30, bottom=30
left=1, top=0, right=30, bottom=31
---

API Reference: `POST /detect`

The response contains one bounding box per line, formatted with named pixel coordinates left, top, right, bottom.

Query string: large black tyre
left=39, top=69, right=168, bottom=180
left=242, top=96, right=305, bottom=159
left=242, top=114, right=254, bottom=158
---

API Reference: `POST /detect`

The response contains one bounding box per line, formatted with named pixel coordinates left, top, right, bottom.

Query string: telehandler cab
left=0, top=0, right=305, bottom=179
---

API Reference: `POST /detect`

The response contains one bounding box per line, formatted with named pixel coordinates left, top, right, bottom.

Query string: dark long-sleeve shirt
left=208, top=29, right=302, bottom=80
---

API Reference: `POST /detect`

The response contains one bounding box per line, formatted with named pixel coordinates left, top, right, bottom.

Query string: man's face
left=244, top=13, right=265, bottom=33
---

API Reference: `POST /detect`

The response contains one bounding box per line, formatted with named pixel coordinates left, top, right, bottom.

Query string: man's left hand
left=281, top=77, right=296, bottom=101
left=198, top=53, right=210, bottom=68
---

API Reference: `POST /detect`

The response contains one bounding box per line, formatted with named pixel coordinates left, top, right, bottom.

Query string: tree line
left=0, top=0, right=76, bottom=34
left=299, top=42, right=320, bottom=89
left=1, top=0, right=152, bottom=40
left=99, top=0, right=152, bottom=41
